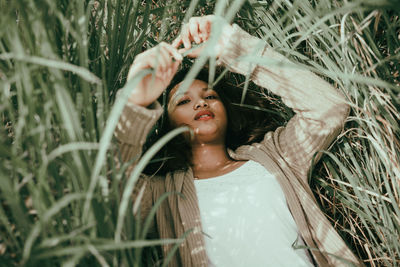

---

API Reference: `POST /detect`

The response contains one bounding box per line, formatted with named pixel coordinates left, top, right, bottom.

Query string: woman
left=115, top=15, right=362, bottom=266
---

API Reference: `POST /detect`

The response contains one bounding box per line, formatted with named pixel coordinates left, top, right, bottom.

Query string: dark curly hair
left=142, top=66, right=286, bottom=175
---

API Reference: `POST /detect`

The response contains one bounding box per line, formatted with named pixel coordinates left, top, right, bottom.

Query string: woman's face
left=168, top=79, right=228, bottom=144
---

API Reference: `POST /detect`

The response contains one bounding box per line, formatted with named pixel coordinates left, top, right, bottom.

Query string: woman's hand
left=127, top=42, right=182, bottom=107
left=172, top=15, right=234, bottom=58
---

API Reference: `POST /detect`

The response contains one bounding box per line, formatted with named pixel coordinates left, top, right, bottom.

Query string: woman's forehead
left=168, top=79, right=213, bottom=100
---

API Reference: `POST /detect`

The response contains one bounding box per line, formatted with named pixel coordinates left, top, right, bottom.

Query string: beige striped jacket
left=115, top=24, right=363, bottom=266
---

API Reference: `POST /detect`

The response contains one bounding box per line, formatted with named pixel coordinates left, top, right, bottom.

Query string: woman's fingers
left=154, top=43, right=182, bottom=84
left=151, top=43, right=182, bottom=72
left=189, top=17, right=201, bottom=43
left=198, top=18, right=211, bottom=41
left=173, top=18, right=201, bottom=51
left=128, top=42, right=182, bottom=82
left=161, top=60, right=180, bottom=83
left=171, top=35, right=182, bottom=49
left=172, top=24, right=191, bottom=51
left=161, top=42, right=183, bottom=62
left=126, top=42, right=182, bottom=106
left=172, top=15, right=215, bottom=56
left=181, top=25, right=192, bottom=50
left=150, top=46, right=167, bottom=72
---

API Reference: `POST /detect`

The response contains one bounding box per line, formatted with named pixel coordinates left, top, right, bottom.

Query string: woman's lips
left=194, top=110, right=215, bottom=121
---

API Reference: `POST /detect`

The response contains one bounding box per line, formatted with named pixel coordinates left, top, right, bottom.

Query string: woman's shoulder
left=148, top=174, right=165, bottom=185
left=231, top=127, right=280, bottom=153
left=147, top=169, right=183, bottom=185
left=147, top=168, right=190, bottom=194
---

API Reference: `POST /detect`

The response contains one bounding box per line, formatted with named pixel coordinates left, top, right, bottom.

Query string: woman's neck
left=190, top=143, right=244, bottom=179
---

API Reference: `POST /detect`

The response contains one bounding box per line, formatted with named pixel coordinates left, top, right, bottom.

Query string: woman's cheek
left=211, top=102, right=228, bottom=126
left=169, top=109, right=191, bottom=127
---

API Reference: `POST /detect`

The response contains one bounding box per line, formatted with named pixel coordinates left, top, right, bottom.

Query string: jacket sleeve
left=114, top=99, right=163, bottom=164
left=218, top=24, right=350, bottom=178
left=113, top=95, right=163, bottom=229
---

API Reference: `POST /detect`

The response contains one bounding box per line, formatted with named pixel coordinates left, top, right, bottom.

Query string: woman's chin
left=191, top=125, right=225, bottom=144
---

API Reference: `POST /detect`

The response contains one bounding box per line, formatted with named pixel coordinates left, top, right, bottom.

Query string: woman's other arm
left=219, top=24, right=349, bottom=179
left=173, top=16, right=349, bottom=179
left=114, top=43, right=182, bottom=226
left=115, top=42, right=182, bottom=164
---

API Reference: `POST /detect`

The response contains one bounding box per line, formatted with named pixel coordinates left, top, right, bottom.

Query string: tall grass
left=0, top=0, right=399, bottom=266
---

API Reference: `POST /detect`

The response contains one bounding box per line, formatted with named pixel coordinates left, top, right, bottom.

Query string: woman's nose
left=194, top=99, right=208, bottom=109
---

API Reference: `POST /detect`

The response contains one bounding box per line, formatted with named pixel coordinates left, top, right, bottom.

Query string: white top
left=194, top=160, right=313, bottom=267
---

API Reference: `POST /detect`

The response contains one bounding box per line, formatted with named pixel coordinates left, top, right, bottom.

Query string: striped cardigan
left=115, top=24, right=363, bottom=266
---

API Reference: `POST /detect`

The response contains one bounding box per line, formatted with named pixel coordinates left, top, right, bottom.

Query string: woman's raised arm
left=114, top=42, right=182, bottom=164
left=219, top=24, right=349, bottom=179
left=113, top=42, right=182, bottom=231
left=174, top=16, right=350, bottom=179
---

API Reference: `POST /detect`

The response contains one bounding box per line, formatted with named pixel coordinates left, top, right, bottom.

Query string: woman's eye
left=177, top=99, right=190, bottom=106
left=205, top=95, right=217, bottom=100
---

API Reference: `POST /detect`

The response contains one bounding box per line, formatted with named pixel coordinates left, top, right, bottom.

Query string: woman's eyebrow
left=176, top=87, right=211, bottom=97
left=182, top=87, right=210, bottom=93
left=171, top=86, right=213, bottom=100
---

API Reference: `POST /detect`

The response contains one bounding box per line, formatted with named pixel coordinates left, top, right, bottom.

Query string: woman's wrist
left=128, top=89, right=149, bottom=107
left=217, top=24, right=266, bottom=76
left=217, top=20, right=235, bottom=57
